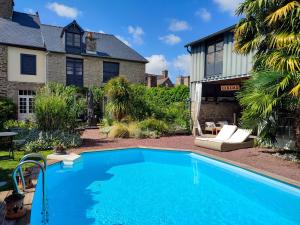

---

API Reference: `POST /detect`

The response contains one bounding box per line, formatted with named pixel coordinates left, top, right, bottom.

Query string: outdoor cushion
left=196, top=125, right=237, bottom=141
left=215, top=125, right=237, bottom=141
left=226, top=129, right=252, bottom=143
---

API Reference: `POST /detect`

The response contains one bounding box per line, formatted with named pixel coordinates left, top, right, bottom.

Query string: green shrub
left=23, top=130, right=82, bottom=152
left=3, top=120, right=35, bottom=130
left=139, top=118, right=169, bottom=134
left=108, top=123, right=130, bottom=138
left=0, top=97, right=17, bottom=130
left=128, top=122, right=142, bottom=138
left=35, top=83, right=86, bottom=132
left=105, top=76, right=131, bottom=121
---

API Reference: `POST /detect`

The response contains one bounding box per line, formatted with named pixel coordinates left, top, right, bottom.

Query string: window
left=18, top=90, right=35, bottom=120
left=20, top=54, right=36, bottom=75
left=205, top=40, right=223, bottom=77
left=65, top=32, right=81, bottom=54
left=66, top=32, right=81, bottom=47
left=103, top=62, right=119, bottom=83
left=66, top=58, right=83, bottom=87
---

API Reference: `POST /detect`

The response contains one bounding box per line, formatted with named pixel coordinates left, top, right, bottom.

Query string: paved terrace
left=1, top=129, right=300, bottom=225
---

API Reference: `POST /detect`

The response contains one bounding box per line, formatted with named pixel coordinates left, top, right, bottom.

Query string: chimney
left=162, top=70, right=168, bottom=78
left=176, top=76, right=183, bottom=86
left=0, top=0, right=14, bottom=19
left=146, top=75, right=157, bottom=87
left=85, top=32, right=97, bottom=53
left=184, top=76, right=190, bottom=86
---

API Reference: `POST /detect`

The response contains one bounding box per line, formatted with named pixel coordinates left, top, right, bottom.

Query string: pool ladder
left=12, top=153, right=48, bottom=224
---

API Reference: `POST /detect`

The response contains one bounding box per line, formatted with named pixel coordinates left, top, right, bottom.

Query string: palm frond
left=290, top=83, right=300, bottom=96
left=266, top=1, right=300, bottom=25
left=270, top=33, right=300, bottom=48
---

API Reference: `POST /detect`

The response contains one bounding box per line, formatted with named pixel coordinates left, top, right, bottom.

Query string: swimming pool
left=31, top=148, right=300, bottom=225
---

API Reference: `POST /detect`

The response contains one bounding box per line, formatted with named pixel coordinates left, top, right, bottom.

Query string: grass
left=0, top=150, right=53, bottom=191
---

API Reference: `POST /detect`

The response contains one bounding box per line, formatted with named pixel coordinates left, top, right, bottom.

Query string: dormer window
left=62, top=20, right=84, bottom=54
left=66, top=32, right=81, bottom=48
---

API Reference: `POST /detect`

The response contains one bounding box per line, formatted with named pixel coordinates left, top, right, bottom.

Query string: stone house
left=145, top=70, right=174, bottom=88
left=0, top=0, right=147, bottom=120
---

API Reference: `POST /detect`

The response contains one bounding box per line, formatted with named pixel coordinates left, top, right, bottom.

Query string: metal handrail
left=19, top=153, right=47, bottom=191
left=12, top=160, right=48, bottom=224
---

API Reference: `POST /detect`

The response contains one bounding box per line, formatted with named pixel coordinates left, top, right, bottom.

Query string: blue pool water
left=31, top=148, right=300, bottom=225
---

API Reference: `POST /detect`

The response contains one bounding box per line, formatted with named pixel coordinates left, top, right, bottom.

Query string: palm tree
left=104, top=76, right=131, bottom=121
left=234, top=0, right=300, bottom=149
left=237, top=71, right=300, bottom=146
left=234, top=0, right=300, bottom=95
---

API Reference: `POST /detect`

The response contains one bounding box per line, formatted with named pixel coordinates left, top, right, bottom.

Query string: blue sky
left=15, top=0, right=242, bottom=81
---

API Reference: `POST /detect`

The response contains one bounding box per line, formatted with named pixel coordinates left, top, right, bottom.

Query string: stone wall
left=46, top=54, right=145, bottom=86
left=0, top=45, right=8, bottom=97
left=83, top=56, right=102, bottom=87
left=46, top=53, right=66, bottom=85
left=191, top=101, right=240, bottom=131
left=118, top=60, right=145, bottom=83
left=7, top=82, right=44, bottom=105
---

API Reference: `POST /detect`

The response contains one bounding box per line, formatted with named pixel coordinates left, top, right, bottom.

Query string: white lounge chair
left=196, top=125, right=237, bottom=142
left=195, top=128, right=254, bottom=151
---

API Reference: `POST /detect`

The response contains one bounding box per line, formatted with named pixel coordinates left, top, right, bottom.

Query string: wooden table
left=0, top=132, right=17, bottom=159
left=212, top=127, right=222, bottom=135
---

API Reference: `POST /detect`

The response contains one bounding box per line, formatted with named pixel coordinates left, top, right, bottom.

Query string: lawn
left=0, top=150, right=53, bottom=191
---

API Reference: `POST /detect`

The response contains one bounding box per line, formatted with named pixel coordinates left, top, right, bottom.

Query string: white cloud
left=173, top=54, right=191, bottom=75
left=159, top=34, right=181, bottom=45
left=169, top=19, right=190, bottom=32
left=213, top=0, right=243, bottom=15
left=46, top=2, right=81, bottom=19
left=24, top=8, right=35, bottom=14
left=195, top=8, right=211, bottom=21
left=116, top=35, right=131, bottom=47
left=98, top=30, right=105, bottom=34
left=146, top=55, right=168, bottom=74
left=128, top=26, right=144, bottom=45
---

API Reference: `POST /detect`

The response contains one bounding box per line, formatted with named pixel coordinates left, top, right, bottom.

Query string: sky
left=14, top=0, right=243, bottom=82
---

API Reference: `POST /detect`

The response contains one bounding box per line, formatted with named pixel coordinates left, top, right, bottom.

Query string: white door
left=18, top=90, right=35, bottom=121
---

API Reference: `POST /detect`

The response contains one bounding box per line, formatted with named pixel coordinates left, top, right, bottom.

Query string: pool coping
left=78, top=146, right=300, bottom=189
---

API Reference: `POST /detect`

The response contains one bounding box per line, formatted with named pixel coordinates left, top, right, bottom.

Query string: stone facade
left=0, top=45, right=8, bottom=97
left=46, top=53, right=66, bottom=85
left=84, top=56, right=102, bottom=87
left=7, top=81, right=43, bottom=105
left=46, top=54, right=145, bottom=87
left=191, top=101, right=240, bottom=131
left=118, top=60, right=145, bottom=83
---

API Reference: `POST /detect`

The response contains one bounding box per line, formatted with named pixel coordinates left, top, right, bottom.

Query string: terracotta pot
left=23, top=171, right=34, bottom=189
left=4, top=193, right=26, bottom=220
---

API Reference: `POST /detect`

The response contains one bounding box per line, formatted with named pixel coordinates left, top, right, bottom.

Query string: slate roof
left=0, top=11, right=147, bottom=63
left=0, top=12, right=45, bottom=49
left=41, top=24, right=147, bottom=62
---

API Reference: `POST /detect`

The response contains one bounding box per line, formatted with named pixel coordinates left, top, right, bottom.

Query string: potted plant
left=4, top=192, right=26, bottom=219
left=53, top=141, right=66, bottom=155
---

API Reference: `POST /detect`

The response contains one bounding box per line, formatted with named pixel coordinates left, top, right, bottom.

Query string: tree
left=237, top=71, right=300, bottom=146
left=234, top=0, right=300, bottom=149
left=104, top=76, right=131, bottom=121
